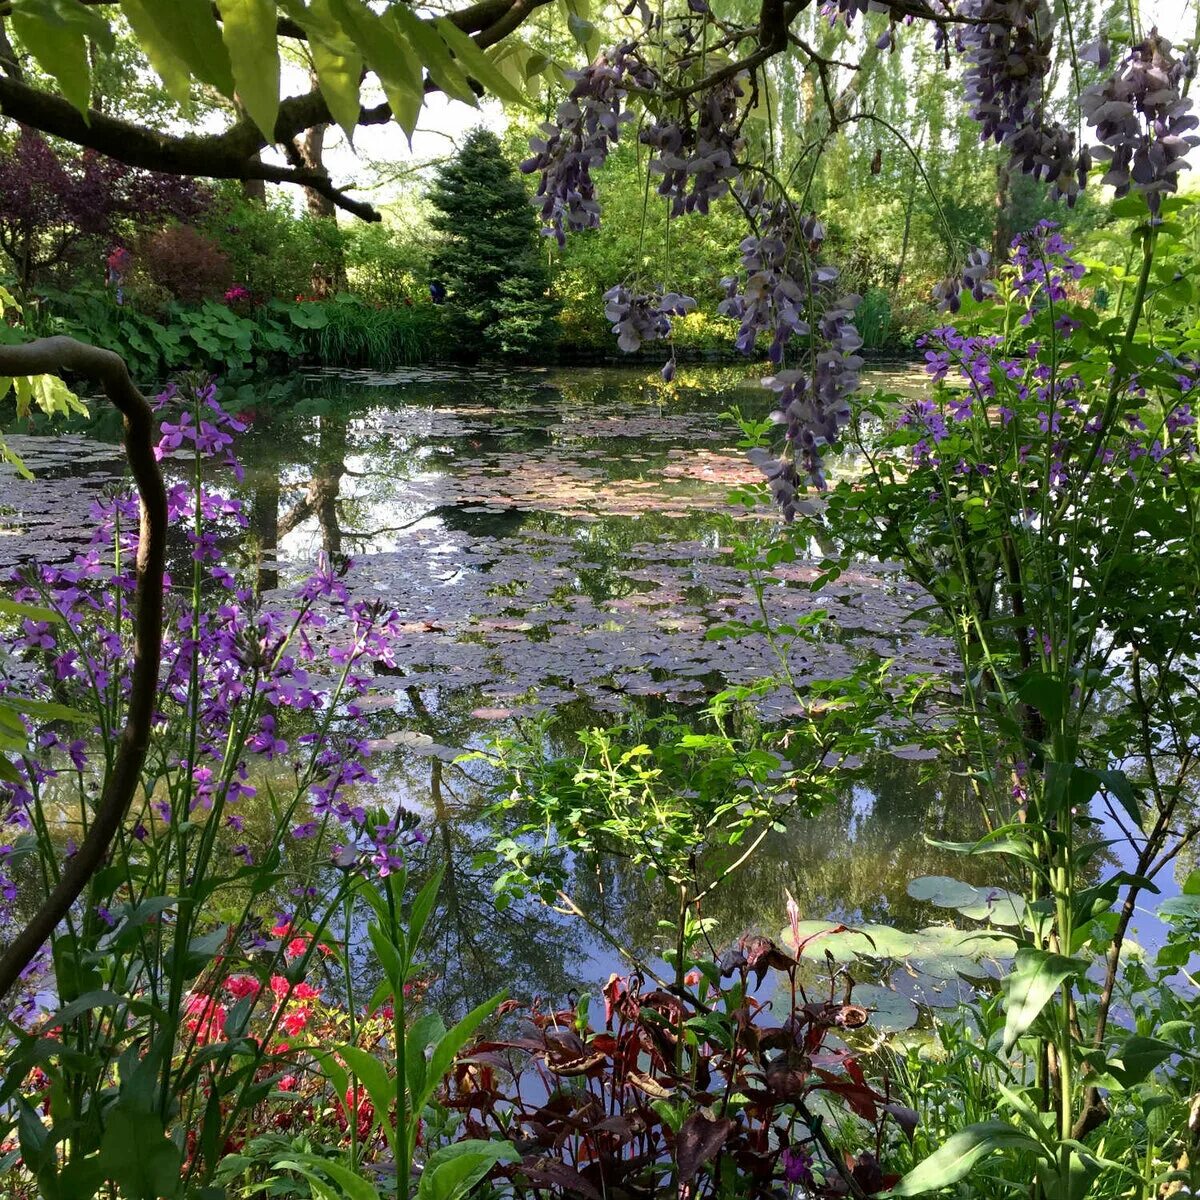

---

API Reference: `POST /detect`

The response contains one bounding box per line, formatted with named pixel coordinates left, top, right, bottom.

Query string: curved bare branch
left=0, top=338, right=166, bottom=1003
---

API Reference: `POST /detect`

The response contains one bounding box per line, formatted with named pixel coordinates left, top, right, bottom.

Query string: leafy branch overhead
left=0, top=0, right=1019, bottom=220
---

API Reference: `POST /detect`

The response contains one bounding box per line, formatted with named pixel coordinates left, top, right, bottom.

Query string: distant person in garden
left=429, top=280, right=446, bottom=305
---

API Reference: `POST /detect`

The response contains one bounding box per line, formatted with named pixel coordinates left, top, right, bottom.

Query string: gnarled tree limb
left=0, top=0, right=554, bottom=221
left=0, top=337, right=166, bottom=1003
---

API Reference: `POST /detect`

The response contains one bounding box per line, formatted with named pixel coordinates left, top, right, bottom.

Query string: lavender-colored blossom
left=603, top=285, right=696, bottom=352
left=956, top=0, right=1082, bottom=203
left=1081, top=30, right=1198, bottom=216
left=521, top=49, right=650, bottom=245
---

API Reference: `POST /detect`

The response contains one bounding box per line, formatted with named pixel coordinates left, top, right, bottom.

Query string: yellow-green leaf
left=10, top=0, right=92, bottom=116
left=433, top=18, right=527, bottom=107
left=29, top=374, right=88, bottom=419
left=118, top=0, right=190, bottom=104
left=118, top=0, right=234, bottom=98
left=293, top=0, right=364, bottom=142
left=387, top=4, right=477, bottom=108
left=328, top=0, right=424, bottom=137
left=216, top=0, right=280, bottom=140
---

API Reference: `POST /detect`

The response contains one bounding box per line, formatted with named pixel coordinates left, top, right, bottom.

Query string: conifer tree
left=427, top=128, right=559, bottom=359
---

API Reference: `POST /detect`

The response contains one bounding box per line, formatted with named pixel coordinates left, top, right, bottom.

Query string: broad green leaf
left=10, top=0, right=109, bottom=115
left=30, top=373, right=87, bottom=418
left=433, top=19, right=527, bottom=106
left=852, top=984, right=919, bottom=1031
left=886, top=1121, right=1045, bottom=1196
left=336, top=1045, right=397, bottom=1155
left=417, top=1141, right=519, bottom=1200
left=1002, top=947, right=1082, bottom=1053
left=5, top=695, right=89, bottom=723
left=424, top=991, right=506, bottom=1110
left=1104, top=1035, right=1181, bottom=1087
left=98, top=1107, right=183, bottom=1200
left=44, top=989, right=127, bottom=1028
left=1093, top=768, right=1144, bottom=833
left=328, top=0, right=424, bottom=137
left=119, top=0, right=234, bottom=98
left=277, top=1156, right=381, bottom=1200
left=405, top=1010, right=446, bottom=1102
left=0, top=599, right=63, bottom=623
left=387, top=4, right=477, bottom=107
left=295, top=0, right=364, bottom=141
left=907, top=876, right=980, bottom=909
left=367, top=921, right=405, bottom=989
left=216, top=0, right=280, bottom=139
left=407, top=867, right=444, bottom=962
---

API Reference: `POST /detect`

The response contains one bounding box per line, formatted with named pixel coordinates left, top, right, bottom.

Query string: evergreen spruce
left=427, top=128, right=558, bottom=359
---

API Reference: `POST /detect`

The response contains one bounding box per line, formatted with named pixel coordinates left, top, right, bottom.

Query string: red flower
left=281, top=1008, right=310, bottom=1036
left=184, top=993, right=226, bottom=1045
left=224, top=974, right=261, bottom=999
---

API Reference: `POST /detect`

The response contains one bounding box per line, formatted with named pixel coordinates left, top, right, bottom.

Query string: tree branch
left=0, top=0, right=553, bottom=220
left=0, top=337, right=167, bottom=1003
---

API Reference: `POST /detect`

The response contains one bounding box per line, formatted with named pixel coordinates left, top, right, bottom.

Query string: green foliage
left=29, top=283, right=329, bottom=378
left=343, top=208, right=433, bottom=308
left=200, top=187, right=347, bottom=302
left=427, top=127, right=558, bottom=359
left=314, top=294, right=442, bottom=369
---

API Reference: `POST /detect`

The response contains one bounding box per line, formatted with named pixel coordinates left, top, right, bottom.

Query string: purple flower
left=781, top=1145, right=814, bottom=1185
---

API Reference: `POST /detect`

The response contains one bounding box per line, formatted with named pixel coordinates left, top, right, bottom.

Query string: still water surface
left=0, top=364, right=1179, bottom=1013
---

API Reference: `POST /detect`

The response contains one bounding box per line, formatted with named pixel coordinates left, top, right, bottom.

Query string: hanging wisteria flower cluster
left=517, top=1, right=1199, bottom=514
left=521, top=44, right=655, bottom=246
left=952, top=0, right=1084, bottom=204
left=721, top=202, right=864, bottom=500
left=1081, top=29, right=1199, bottom=216
left=641, top=74, right=746, bottom=217
left=603, top=284, right=696, bottom=352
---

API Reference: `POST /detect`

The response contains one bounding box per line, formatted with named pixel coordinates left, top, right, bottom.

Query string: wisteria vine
left=520, top=4, right=1197, bottom=509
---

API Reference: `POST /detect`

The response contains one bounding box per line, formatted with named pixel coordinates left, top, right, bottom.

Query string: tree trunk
left=991, top=157, right=1015, bottom=265
left=295, top=89, right=346, bottom=296
left=242, top=153, right=267, bottom=204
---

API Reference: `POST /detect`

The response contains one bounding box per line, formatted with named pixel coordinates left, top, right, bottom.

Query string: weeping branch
left=0, top=338, right=166, bottom=1003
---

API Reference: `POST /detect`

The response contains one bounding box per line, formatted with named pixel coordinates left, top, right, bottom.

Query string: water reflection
left=6, top=363, right=1180, bottom=1018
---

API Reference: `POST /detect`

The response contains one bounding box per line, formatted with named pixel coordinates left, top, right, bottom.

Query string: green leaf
left=1015, top=670, right=1065, bottom=721
left=118, top=0, right=234, bottom=98
left=886, top=1122, right=1045, bottom=1196
left=424, top=991, right=506, bottom=1111
left=335, top=1045, right=397, bottom=1155
left=10, top=0, right=107, bottom=116
left=1105, top=1035, right=1179, bottom=1087
left=417, top=1140, right=519, bottom=1200
left=433, top=19, right=527, bottom=106
left=328, top=0, right=424, bottom=137
left=277, top=1155, right=381, bottom=1200
left=215, top=0, right=280, bottom=139
left=98, top=1107, right=183, bottom=1200
left=1002, top=947, right=1082, bottom=1053
left=387, top=4, right=477, bottom=107
left=405, top=1010, right=446, bottom=1103
left=406, top=868, right=443, bottom=963
left=1093, top=768, right=1144, bottom=833
left=0, top=599, right=63, bottom=623
left=367, top=920, right=405, bottom=990
left=292, top=0, right=364, bottom=141
left=44, top=989, right=126, bottom=1028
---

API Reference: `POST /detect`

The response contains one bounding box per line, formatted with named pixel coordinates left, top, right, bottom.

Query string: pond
left=0, top=363, right=1175, bottom=1014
